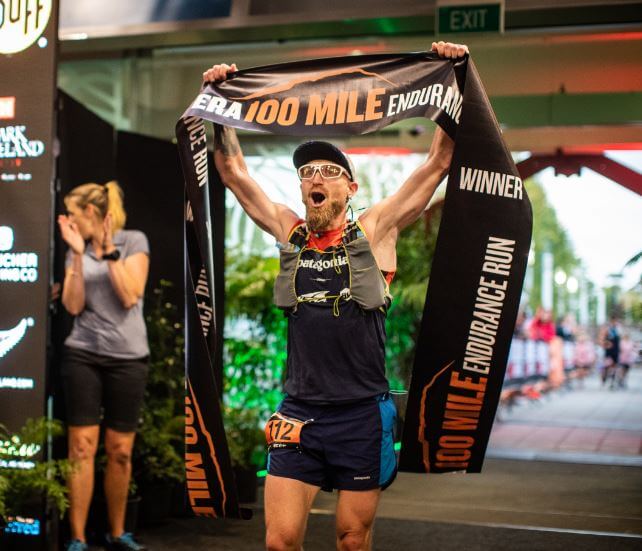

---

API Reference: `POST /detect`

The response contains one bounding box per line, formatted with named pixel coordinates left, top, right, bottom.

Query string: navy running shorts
left=61, top=346, right=149, bottom=432
left=267, top=393, right=397, bottom=491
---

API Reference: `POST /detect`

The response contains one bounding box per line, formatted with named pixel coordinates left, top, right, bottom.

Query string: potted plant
left=224, top=250, right=287, bottom=420
left=222, top=406, right=265, bottom=503
left=133, top=280, right=185, bottom=524
left=130, top=409, right=184, bottom=525
left=223, top=250, right=288, bottom=503
left=0, top=418, right=72, bottom=546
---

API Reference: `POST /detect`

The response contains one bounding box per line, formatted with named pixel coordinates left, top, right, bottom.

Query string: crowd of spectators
left=502, top=308, right=640, bottom=407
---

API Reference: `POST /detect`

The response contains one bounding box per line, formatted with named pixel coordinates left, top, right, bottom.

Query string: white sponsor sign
left=0, top=126, right=45, bottom=159
left=0, top=0, right=53, bottom=54
left=0, top=227, right=39, bottom=282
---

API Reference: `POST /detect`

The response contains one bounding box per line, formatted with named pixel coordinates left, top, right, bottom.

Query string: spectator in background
left=557, top=314, right=577, bottom=384
left=530, top=307, right=556, bottom=343
left=618, top=334, right=637, bottom=389
left=58, top=181, right=149, bottom=551
left=573, top=332, right=596, bottom=387
left=524, top=308, right=558, bottom=391
left=600, top=316, right=621, bottom=389
left=513, top=309, right=529, bottom=340
left=556, top=313, right=576, bottom=342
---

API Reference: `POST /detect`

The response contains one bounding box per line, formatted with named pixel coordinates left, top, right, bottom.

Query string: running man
left=204, top=41, right=469, bottom=551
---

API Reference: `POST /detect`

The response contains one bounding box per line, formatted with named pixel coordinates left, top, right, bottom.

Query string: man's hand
left=202, top=63, right=238, bottom=83
left=431, top=41, right=469, bottom=59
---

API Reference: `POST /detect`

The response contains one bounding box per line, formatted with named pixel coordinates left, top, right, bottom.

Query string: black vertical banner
left=0, top=0, right=58, bottom=432
left=399, top=60, right=532, bottom=473
left=0, top=0, right=59, bottom=541
left=176, top=117, right=250, bottom=519
left=175, top=51, right=532, bottom=505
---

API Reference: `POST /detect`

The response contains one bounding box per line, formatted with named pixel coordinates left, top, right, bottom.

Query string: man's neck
left=307, top=216, right=347, bottom=235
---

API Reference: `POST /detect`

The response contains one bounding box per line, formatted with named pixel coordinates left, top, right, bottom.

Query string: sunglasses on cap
left=297, top=163, right=350, bottom=181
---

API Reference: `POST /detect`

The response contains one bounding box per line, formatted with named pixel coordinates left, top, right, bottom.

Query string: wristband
left=102, top=249, right=121, bottom=261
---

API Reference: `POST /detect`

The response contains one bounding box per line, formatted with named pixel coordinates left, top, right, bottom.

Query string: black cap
left=293, top=141, right=355, bottom=181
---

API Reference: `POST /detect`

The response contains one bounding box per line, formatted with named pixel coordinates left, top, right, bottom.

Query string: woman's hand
left=102, top=212, right=115, bottom=254
left=57, top=215, right=85, bottom=255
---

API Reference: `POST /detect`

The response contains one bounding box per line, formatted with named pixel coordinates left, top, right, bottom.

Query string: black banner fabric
left=176, top=51, right=532, bottom=515
left=183, top=53, right=462, bottom=139
left=176, top=117, right=251, bottom=519
left=400, top=60, right=532, bottom=473
left=0, top=1, right=58, bottom=435
left=0, top=0, right=59, bottom=542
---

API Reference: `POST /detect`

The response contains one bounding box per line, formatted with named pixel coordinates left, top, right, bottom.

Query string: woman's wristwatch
left=102, top=249, right=121, bottom=261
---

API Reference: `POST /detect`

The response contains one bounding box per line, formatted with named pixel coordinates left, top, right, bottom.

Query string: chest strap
left=273, top=221, right=392, bottom=312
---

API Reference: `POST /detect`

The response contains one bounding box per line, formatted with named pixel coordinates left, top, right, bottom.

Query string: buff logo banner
left=175, top=53, right=532, bottom=514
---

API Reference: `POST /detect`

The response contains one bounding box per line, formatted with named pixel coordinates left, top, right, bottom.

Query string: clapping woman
left=58, top=181, right=149, bottom=551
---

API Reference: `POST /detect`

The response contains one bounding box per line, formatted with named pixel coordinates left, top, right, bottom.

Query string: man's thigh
left=324, top=395, right=397, bottom=491
left=336, top=488, right=381, bottom=542
left=264, top=474, right=320, bottom=547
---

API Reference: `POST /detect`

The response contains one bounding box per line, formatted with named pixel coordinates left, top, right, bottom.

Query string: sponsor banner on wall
left=0, top=0, right=58, bottom=442
left=176, top=51, right=531, bottom=516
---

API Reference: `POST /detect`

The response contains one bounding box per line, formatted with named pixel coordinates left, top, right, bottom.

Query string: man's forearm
left=214, top=124, right=241, bottom=157
left=213, top=124, right=248, bottom=178
left=428, top=126, right=454, bottom=177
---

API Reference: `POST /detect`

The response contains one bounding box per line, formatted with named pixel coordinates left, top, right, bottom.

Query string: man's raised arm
left=204, top=63, right=299, bottom=243
left=359, top=42, right=467, bottom=243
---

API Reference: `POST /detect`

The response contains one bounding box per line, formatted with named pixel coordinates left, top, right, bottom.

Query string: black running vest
left=275, top=222, right=391, bottom=403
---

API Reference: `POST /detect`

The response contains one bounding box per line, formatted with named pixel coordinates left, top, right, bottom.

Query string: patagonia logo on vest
left=298, top=256, right=348, bottom=272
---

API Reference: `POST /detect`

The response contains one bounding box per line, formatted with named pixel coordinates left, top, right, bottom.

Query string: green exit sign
left=438, top=4, right=503, bottom=34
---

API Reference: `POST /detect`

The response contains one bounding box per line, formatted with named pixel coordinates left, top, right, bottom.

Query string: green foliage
left=225, top=253, right=281, bottom=320
left=145, top=280, right=185, bottom=401
left=623, top=252, right=642, bottom=323
left=132, top=408, right=184, bottom=487
left=385, top=206, right=442, bottom=388
left=224, top=250, right=287, bottom=469
left=623, top=290, right=642, bottom=324
left=224, top=330, right=286, bottom=417
left=132, top=280, right=185, bottom=488
left=222, top=407, right=265, bottom=469
left=224, top=249, right=286, bottom=419
left=385, top=304, right=421, bottom=390
left=0, top=418, right=72, bottom=520
left=625, top=250, right=642, bottom=269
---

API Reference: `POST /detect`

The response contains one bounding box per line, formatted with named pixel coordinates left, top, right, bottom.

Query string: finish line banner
left=176, top=119, right=251, bottom=520
left=176, top=52, right=532, bottom=514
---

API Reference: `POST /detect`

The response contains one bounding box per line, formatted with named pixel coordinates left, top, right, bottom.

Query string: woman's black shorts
left=61, top=346, right=149, bottom=432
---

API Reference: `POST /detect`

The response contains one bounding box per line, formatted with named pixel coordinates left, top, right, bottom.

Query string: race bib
left=265, top=412, right=307, bottom=450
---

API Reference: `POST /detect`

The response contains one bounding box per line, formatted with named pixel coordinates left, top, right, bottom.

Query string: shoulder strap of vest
left=288, top=223, right=308, bottom=250
left=342, top=220, right=365, bottom=244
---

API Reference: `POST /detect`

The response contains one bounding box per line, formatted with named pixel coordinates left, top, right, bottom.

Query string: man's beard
left=305, top=198, right=345, bottom=232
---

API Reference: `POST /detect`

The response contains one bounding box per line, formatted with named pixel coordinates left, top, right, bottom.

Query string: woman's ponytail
left=64, top=180, right=127, bottom=235
left=104, top=181, right=126, bottom=232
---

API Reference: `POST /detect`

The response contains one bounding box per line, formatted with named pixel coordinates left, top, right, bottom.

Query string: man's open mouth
left=310, top=191, right=326, bottom=207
